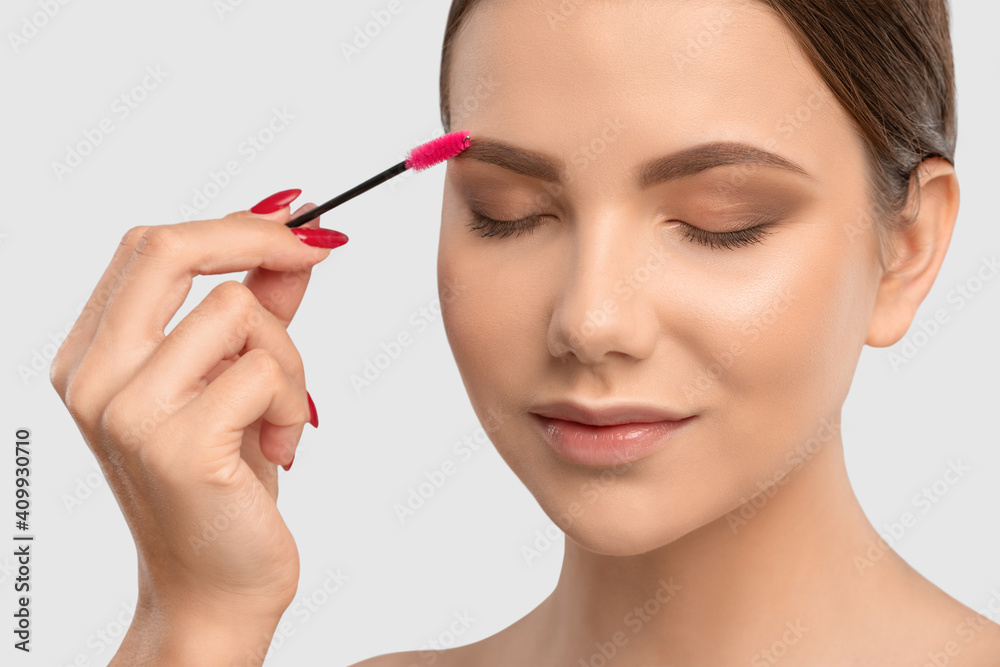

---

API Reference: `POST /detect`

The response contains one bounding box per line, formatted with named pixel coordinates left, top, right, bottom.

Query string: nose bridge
left=547, top=214, right=662, bottom=364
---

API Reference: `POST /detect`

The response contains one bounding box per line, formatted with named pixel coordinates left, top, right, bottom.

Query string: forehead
left=447, top=0, right=862, bottom=189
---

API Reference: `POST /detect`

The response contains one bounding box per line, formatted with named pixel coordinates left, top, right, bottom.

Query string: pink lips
left=530, top=400, right=696, bottom=466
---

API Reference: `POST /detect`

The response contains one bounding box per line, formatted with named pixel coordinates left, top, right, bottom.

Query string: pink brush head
left=405, top=131, right=471, bottom=172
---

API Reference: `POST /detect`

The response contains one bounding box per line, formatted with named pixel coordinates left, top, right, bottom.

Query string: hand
left=49, top=190, right=347, bottom=664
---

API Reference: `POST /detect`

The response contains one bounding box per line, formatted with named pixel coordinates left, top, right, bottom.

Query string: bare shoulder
left=347, top=646, right=480, bottom=667
left=906, top=596, right=1000, bottom=665
left=347, top=650, right=425, bottom=667
left=947, top=610, right=1000, bottom=665
left=346, top=634, right=498, bottom=667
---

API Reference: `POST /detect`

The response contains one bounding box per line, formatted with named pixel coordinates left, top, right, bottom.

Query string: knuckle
left=63, top=374, right=101, bottom=432
left=48, top=333, right=79, bottom=397
left=241, top=347, right=278, bottom=385
left=223, top=209, right=252, bottom=221
left=288, top=344, right=306, bottom=384
left=120, top=225, right=151, bottom=250
left=212, top=280, right=257, bottom=312
left=100, top=393, right=139, bottom=449
left=211, top=280, right=262, bottom=335
left=134, top=225, right=184, bottom=259
left=49, top=354, right=67, bottom=398
left=299, top=393, right=312, bottom=425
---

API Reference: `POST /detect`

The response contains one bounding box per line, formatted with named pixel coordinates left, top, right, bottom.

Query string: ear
left=865, top=157, right=960, bottom=348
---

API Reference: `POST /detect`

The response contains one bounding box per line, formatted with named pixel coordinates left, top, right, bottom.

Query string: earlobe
left=865, top=158, right=960, bottom=348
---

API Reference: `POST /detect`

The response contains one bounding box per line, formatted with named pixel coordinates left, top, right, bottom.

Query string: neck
left=537, top=429, right=909, bottom=664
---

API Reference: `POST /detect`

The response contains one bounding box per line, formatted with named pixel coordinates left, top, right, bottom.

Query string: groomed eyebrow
left=454, top=137, right=815, bottom=186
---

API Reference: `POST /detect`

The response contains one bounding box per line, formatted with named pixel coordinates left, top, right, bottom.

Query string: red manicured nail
left=292, top=228, right=349, bottom=250
left=307, top=391, right=319, bottom=428
left=282, top=455, right=294, bottom=472
left=251, top=188, right=302, bottom=214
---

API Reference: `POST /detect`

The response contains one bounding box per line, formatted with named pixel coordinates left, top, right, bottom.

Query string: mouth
left=529, top=399, right=697, bottom=466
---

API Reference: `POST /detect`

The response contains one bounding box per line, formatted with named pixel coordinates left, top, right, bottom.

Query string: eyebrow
left=454, top=137, right=815, bottom=186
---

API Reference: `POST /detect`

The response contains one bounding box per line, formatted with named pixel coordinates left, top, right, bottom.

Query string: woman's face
left=438, top=0, right=883, bottom=555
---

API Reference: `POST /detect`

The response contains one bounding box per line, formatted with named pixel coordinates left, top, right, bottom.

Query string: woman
left=51, top=0, right=1000, bottom=664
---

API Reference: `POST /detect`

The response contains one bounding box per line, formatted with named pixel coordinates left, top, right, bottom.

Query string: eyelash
left=676, top=221, right=773, bottom=250
left=467, top=211, right=544, bottom=239
left=467, top=211, right=774, bottom=249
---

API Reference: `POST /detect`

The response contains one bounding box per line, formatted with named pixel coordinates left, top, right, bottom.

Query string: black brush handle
left=286, top=160, right=409, bottom=229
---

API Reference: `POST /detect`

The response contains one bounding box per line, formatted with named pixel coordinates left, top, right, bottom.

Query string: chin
left=563, top=529, right=663, bottom=557
left=540, top=492, right=717, bottom=558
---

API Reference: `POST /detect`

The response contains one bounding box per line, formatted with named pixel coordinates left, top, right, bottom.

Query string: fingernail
left=251, top=188, right=302, bottom=214
left=292, top=228, right=349, bottom=250
left=307, top=391, right=319, bottom=428
left=282, top=455, right=295, bottom=472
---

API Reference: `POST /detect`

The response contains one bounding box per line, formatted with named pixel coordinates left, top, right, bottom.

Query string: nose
left=546, top=218, right=661, bottom=365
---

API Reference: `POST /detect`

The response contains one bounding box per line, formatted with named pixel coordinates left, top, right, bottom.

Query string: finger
left=50, top=225, right=150, bottom=398
left=96, top=215, right=334, bottom=353
left=237, top=420, right=280, bottom=502
left=242, top=203, right=322, bottom=328
left=161, top=347, right=309, bottom=477
left=124, top=280, right=308, bottom=419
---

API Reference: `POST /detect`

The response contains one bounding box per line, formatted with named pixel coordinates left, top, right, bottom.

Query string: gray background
left=0, top=1, right=997, bottom=665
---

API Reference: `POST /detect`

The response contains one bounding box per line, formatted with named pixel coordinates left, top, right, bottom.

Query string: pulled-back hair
left=439, top=0, right=957, bottom=270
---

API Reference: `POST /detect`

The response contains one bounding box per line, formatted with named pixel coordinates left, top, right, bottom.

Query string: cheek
left=733, top=230, right=870, bottom=404
left=438, top=235, right=543, bottom=413
left=685, top=220, right=873, bottom=480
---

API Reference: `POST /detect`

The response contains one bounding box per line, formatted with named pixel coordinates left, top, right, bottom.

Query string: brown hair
left=439, top=0, right=957, bottom=270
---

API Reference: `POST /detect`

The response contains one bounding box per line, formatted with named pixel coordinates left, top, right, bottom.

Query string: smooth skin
left=50, top=202, right=333, bottom=665
left=366, top=0, right=1000, bottom=665
left=54, top=1, right=1000, bottom=666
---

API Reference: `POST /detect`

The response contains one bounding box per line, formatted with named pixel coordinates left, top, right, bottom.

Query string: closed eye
left=466, top=210, right=543, bottom=239
left=674, top=220, right=774, bottom=250
left=466, top=210, right=777, bottom=249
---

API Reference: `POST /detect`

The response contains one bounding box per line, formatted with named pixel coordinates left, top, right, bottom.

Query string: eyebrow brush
left=285, top=131, right=471, bottom=229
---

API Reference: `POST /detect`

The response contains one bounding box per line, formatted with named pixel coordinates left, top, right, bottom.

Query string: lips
left=530, top=399, right=696, bottom=466
left=530, top=399, right=692, bottom=426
